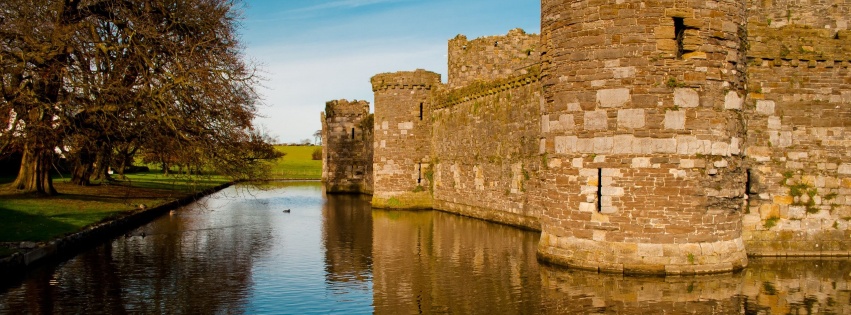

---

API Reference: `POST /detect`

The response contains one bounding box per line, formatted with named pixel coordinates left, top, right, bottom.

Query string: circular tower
left=370, top=69, right=441, bottom=209
left=536, top=0, right=749, bottom=274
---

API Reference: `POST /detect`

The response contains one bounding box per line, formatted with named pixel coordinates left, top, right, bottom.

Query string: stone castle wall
left=321, top=99, right=373, bottom=194
left=431, top=70, right=544, bottom=230
left=742, top=0, right=851, bottom=256
left=323, top=1, right=851, bottom=274
left=370, top=70, right=441, bottom=209
left=447, top=28, right=540, bottom=89
left=535, top=0, right=749, bottom=274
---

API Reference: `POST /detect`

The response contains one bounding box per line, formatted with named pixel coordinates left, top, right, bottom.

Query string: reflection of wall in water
left=540, top=265, right=744, bottom=314
left=322, top=194, right=373, bottom=286
left=371, top=210, right=541, bottom=314
left=742, top=258, right=851, bottom=315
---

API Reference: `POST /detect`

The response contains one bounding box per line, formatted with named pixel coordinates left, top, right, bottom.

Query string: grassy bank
left=0, top=146, right=321, bottom=256
left=270, top=145, right=322, bottom=179
left=0, top=173, right=229, bottom=246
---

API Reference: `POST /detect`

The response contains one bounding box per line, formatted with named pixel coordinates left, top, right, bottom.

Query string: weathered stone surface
left=674, top=88, right=700, bottom=108
left=323, top=0, right=851, bottom=275
left=597, top=88, right=631, bottom=108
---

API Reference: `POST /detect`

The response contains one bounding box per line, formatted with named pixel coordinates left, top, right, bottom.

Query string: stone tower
left=321, top=99, right=373, bottom=194
left=370, top=70, right=441, bottom=209
left=536, top=0, right=749, bottom=274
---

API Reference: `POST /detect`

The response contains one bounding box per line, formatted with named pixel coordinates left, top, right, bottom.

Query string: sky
left=240, top=0, right=540, bottom=144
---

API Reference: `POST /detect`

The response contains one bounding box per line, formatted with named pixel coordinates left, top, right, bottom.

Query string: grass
left=0, top=171, right=229, bottom=251
left=269, top=145, right=322, bottom=180
left=0, top=145, right=322, bottom=257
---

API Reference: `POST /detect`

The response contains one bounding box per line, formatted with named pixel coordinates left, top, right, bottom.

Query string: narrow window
left=419, top=103, right=424, bottom=120
left=351, top=128, right=355, bottom=140
left=674, top=17, right=686, bottom=59
left=745, top=169, right=753, bottom=195
left=417, top=163, right=423, bottom=184
left=597, top=168, right=603, bottom=213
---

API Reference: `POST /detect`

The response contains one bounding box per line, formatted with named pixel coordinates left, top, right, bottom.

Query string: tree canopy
left=0, top=0, right=280, bottom=195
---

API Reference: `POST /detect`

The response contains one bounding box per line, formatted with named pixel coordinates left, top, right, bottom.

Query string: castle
left=322, top=0, right=851, bottom=275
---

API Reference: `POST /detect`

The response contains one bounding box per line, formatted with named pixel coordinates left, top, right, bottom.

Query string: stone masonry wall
left=742, top=1, right=851, bottom=256
left=321, top=99, right=373, bottom=194
left=324, top=1, right=851, bottom=274
left=370, top=70, right=441, bottom=209
left=448, top=28, right=540, bottom=89
left=431, top=71, right=543, bottom=230
left=535, top=0, right=749, bottom=274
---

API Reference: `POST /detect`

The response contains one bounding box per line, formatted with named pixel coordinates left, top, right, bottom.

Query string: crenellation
left=322, top=1, right=851, bottom=275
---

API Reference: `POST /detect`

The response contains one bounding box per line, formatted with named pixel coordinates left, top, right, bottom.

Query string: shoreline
left=0, top=182, right=234, bottom=284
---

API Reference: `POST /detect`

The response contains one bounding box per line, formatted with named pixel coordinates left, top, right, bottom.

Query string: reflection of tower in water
left=322, top=193, right=374, bottom=289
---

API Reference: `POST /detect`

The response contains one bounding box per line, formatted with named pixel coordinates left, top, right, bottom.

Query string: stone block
left=612, top=67, right=636, bottom=78
left=593, top=137, right=614, bottom=154
left=774, top=195, right=794, bottom=205
left=579, top=202, right=596, bottom=213
left=724, top=91, right=743, bottom=110
left=541, top=115, right=550, bottom=133
left=767, top=116, right=782, bottom=130
left=769, top=131, right=793, bottom=148
left=839, top=164, right=851, bottom=175
left=655, top=26, right=675, bottom=39
left=664, top=110, right=686, bottom=130
left=632, top=157, right=652, bottom=168
left=584, top=110, right=609, bottom=130
left=617, top=109, right=646, bottom=129
left=559, top=114, right=575, bottom=130
left=597, top=88, right=631, bottom=108
left=601, top=186, right=625, bottom=197
left=682, top=51, right=707, bottom=59
left=711, top=142, right=730, bottom=156
left=674, top=88, right=700, bottom=108
left=756, top=100, right=776, bottom=115
left=612, top=135, right=633, bottom=154
left=657, top=39, right=678, bottom=52
left=554, top=136, right=577, bottom=154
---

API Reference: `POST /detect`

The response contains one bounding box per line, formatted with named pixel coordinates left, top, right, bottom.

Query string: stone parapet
left=447, top=28, right=540, bottom=89
left=370, top=69, right=441, bottom=92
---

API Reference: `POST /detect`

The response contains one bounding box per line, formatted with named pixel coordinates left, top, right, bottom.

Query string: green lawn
left=0, top=173, right=229, bottom=246
left=269, top=145, right=322, bottom=179
left=0, top=146, right=320, bottom=256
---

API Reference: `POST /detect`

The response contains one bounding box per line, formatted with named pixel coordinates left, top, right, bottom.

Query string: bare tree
left=0, top=0, right=278, bottom=194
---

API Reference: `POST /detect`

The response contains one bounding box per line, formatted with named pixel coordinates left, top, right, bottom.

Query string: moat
left=1, top=182, right=849, bottom=314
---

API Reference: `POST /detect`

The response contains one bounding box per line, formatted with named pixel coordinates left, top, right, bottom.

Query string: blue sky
left=241, top=0, right=540, bottom=143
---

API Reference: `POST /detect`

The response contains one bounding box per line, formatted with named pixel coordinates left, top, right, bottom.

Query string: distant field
left=269, top=145, right=322, bottom=180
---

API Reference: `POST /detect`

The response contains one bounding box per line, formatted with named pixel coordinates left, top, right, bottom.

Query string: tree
left=313, top=130, right=322, bottom=145
left=0, top=0, right=277, bottom=194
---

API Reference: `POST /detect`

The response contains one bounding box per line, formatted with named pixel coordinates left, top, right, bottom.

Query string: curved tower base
left=538, top=232, right=747, bottom=275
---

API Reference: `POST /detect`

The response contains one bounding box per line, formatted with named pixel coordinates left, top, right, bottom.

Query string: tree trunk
left=91, top=144, right=113, bottom=182
left=70, top=162, right=94, bottom=186
left=12, top=144, right=57, bottom=195
left=70, top=146, right=95, bottom=186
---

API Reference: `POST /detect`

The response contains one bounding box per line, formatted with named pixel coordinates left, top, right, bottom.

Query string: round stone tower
left=536, top=0, right=749, bottom=274
left=370, top=69, right=441, bottom=209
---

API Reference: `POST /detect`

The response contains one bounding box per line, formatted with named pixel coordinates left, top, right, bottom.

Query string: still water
left=1, top=182, right=850, bottom=314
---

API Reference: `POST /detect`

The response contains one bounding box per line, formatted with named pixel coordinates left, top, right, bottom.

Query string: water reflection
left=1, top=183, right=851, bottom=314
left=371, top=209, right=543, bottom=314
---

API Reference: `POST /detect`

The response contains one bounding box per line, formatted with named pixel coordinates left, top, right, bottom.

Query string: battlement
left=325, top=99, right=370, bottom=118
left=448, top=28, right=540, bottom=89
left=370, top=69, right=441, bottom=92
left=323, top=1, right=851, bottom=276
